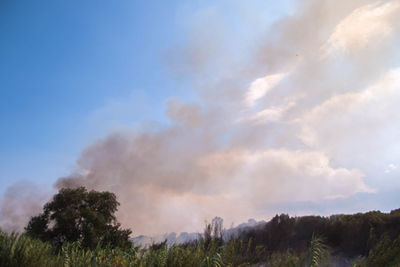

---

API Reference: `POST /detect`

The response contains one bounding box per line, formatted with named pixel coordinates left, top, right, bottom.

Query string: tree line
left=235, top=209, right=400, bottom=257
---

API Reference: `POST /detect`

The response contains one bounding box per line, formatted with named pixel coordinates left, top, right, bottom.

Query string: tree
left=25, top=187, right=132, bottom=249
left=203, top=216, right=224, bottom=249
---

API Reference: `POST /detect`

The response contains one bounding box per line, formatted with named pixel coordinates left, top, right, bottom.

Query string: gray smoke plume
left=55, top=0, right=400, bottom=235
left=3, top=0, right=400, bottom=235
left=0, top=182, right=50, bottom=233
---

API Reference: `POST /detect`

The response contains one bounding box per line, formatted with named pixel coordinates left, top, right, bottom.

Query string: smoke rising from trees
left=2, top=0, right=400, bottom=235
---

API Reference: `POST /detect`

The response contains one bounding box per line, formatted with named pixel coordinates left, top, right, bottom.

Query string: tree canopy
left=25, top=187, right=132, bottom=249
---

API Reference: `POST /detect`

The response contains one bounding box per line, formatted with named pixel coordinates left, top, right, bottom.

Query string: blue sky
left=0, top=0, right=195, bottom=193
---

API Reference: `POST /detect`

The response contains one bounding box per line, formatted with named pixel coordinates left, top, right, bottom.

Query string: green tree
left=25, top=187, right=132, bottom=249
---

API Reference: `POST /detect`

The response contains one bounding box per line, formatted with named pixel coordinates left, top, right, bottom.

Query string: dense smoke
left=2, top=0, right=400, bottom=235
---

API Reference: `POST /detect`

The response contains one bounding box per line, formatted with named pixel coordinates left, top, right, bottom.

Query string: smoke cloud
left=0, top=182, right=50, bottom=233
left=2, top=0, right=400, bottom=235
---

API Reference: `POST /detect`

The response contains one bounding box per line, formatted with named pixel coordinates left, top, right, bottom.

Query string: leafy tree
left=25, top=187, right=132, bottom=249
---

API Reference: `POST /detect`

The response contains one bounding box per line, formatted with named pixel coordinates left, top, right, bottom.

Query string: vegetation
left=236, top=209, right=400, bottom=258
left=1, top=215, right=400, bottom=266
left=25, top=187, right=132, bottom=249
left=1, top=187, right=400, bottom=266
left=0, top=231, right=331, bottom=267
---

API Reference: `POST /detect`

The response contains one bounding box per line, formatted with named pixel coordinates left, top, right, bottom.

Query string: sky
left=1, top=0, right=400, bottom=236
left=0, top=0, right=290, bottom=194
left=0, top=0, right=183, bottom=192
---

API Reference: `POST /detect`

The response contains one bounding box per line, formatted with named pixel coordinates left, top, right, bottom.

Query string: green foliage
left=0, top=231, right=61, bottom=267
left=238, top=208, right=400, bottom=257
left=25, top=187, right=132, bottom=250
left=3, top=230, right=400, bottom=267
left=267, top=250, right=305, bottom=267
left=2, top=207, right=400, bottom=266
left=308, top=234, right=329, bottom=267
left=367, top=234, right=400, bottom=267
left=200, top=253, right=224, bottom=267
left=0, top=230, right=332, bottom=267
left=60, top=241, right=140, bottom=267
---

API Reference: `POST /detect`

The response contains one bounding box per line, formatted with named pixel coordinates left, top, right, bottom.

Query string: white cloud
left=246, top=101, right=296, bottom=125
left=244, top=73, right=286, bottom=107
left=385, top=163, right=397, bottom=173
left=322, top=1, right=400, bottom=57
left=200, top=149, right=373, bottom=205
left=300, top=68, right=400, bottom=148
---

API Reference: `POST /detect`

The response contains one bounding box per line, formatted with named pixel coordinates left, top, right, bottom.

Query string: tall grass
left=308, top=234, right=329, bottom=267
left=0, top=232, right=61, bottom=267
left=366, top=234, right=400, bottom=267
left=0, top=230, right=384, bottom=267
